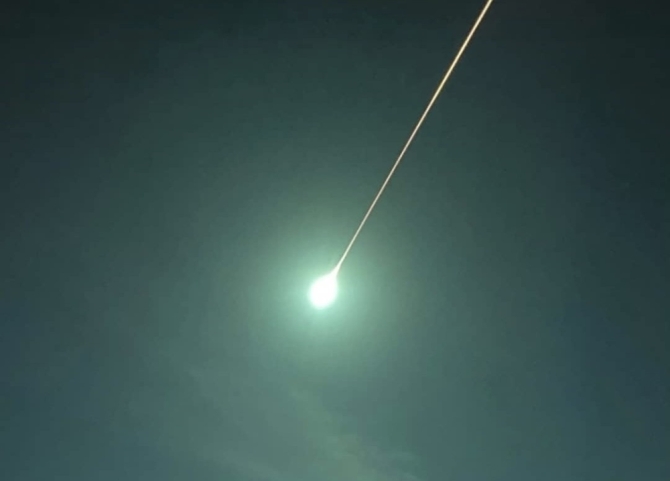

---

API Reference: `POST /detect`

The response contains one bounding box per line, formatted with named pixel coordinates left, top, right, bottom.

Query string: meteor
left=309, top=0, right=496, bottom=308
left=309, top=268, right=339, bottom=309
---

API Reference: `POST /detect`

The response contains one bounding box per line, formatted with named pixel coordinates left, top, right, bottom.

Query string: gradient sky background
left=2, top=0, right=669, bottom=480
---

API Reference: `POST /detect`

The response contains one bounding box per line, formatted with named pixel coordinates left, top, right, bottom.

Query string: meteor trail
left=334, top=0, right=496, bottom=274
left=308, top=0, right=495, bottom=309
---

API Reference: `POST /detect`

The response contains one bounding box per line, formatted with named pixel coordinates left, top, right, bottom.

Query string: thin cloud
left=126, top=357, right=423, bottom=481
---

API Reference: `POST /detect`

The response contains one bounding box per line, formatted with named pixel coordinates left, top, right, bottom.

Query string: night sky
left=2, top=1, right=669, bottom=480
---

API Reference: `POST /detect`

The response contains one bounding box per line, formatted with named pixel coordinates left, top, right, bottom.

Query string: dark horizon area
left=2, top=1, right=669, bottom=480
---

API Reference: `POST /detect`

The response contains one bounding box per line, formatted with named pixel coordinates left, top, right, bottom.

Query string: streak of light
left=333, top=0, right=496, bottom=275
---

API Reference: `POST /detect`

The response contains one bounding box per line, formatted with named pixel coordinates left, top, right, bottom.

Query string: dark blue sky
left=2, top=1, right=669, bottom=480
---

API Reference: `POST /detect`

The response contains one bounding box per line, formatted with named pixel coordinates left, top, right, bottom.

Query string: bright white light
left=309, top=271, right=338, bottom=309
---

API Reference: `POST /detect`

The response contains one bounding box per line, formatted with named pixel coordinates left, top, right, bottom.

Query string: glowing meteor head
left=309, top=270, right=339, bottom=309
